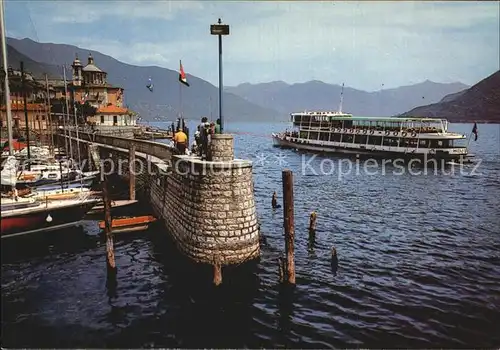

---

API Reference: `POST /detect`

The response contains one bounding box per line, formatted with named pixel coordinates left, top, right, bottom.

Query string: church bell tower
left=72, top=54, right=83, bottom=87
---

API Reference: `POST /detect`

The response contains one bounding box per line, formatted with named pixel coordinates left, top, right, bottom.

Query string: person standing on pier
left=191, top=130, right=201, bottom=155
left=215, top=118, right=221, bottom=134
left=198, top=117, right=210, bottom=159
left=174, top=127, right=188, bottom=155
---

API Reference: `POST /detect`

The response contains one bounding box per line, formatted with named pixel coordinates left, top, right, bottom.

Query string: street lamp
left=210, top=18, right=229, bottom=133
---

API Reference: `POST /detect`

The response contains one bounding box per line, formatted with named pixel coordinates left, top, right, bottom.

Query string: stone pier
left=159, top=134, right=260, bottom=265
left=58, top=131, right=261, bottom=268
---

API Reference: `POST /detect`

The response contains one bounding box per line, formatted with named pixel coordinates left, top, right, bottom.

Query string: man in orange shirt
left=174, top=127, right=188, bottom=154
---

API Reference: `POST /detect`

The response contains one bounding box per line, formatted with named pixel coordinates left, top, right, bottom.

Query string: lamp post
left=210, top=18, right=229, bottom=133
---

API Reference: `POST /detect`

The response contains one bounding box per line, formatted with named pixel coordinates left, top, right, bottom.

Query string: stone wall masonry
left=161, top=154, right=260, bottom=265
left=209, top=134, right=234, bottom=162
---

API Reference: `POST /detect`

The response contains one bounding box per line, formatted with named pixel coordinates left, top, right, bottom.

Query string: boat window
left=319, top=131, right=330, bottom=141
left=355, top=135, right=368, bottom=144
left=383, top=137, right=398, bottom=146
left=343, top=135, right=353, bottom=143
left=419, top=139, right=428, bottom=147
left=367, top=136, right=382, bottom=145
left=309, top=132, right=319, bottom=141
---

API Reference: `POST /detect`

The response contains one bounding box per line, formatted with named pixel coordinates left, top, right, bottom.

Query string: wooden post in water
left=277, top=257, right=285, bottom=283
left=309, top=211, right=317, bottom=242
left=102, top=175, right=116, bottom=270
left=213, top=257, right=222, bottom=286
left=309, top=211, right=317, bottom=232
left=282, top=169, right=295, bottom=285
left=129, top=144, right=136, bottom=201
left=272, top=191, right=278, bottom=209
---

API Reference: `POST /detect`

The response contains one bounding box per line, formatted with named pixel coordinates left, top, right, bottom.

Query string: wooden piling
left=272, top=191, right=278, bottom=209
left=309, top=211, right=317, bottom=232
left=278, top=257, right=285, bottom=283
left=309, top=211, right=317, bottom=241
left=331, top=246, right=338, bottom=265
left=282, top=169, right=295, bottom=285
left=102, top=176, right=116, bottom=270
left=213, top=258, right=222, bottom=286
left=129, top=144, right=136, bottom=201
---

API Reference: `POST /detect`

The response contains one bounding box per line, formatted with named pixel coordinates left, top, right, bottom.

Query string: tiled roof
left=97, top=105, right=129, bottom=114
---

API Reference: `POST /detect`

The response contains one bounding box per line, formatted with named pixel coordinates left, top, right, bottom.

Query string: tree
left=75, top=101, right=97, bottom=124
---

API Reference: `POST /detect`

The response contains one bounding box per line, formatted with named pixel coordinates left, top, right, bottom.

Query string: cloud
left=49, top=1, right=205, bottom=23
left=5, top=1, right=499, bottom=90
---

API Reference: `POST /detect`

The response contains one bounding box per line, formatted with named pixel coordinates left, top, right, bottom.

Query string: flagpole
left=179, top=60, right=183, bottom=122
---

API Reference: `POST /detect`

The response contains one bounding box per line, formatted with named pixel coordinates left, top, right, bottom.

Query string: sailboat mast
left=20, top=61, right=31, bottom=166
left=338, top=83, right=344, bottom=114
left=62, top=65, right=72, bottom=158
left=45, top=73, right=54, bottom=155
left=72, top=87, right=81, bottom=167
left=0, top=0, right=14, bottom=155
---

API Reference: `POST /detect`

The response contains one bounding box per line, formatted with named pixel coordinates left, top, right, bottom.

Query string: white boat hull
left=272, top=134, right=469, bottom=162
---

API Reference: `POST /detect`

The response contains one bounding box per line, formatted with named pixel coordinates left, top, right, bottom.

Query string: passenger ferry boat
left=272, top=111, right=469, bottom=162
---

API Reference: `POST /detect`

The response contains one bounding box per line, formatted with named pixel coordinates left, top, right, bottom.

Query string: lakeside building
left=1, top=53, right=135, bottom=130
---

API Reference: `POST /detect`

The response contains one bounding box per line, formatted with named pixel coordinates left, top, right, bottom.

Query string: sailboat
left=0, top=1, right=100, bottom=239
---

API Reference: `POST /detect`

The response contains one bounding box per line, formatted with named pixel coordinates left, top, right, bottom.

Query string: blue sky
left=5, top=1, right=500, bottom=91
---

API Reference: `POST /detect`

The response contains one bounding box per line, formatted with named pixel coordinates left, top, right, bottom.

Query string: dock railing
left=64, top=130, right=175, bottom=163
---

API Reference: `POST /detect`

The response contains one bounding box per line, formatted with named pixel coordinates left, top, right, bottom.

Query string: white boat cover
left=1, top=156, right=19, bottom=186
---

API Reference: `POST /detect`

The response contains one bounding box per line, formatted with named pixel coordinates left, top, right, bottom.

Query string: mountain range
left=401, top=70, right=500, bottom=122
left=225, top=80, right=469, bottom=117
left=6, top=38, right=279, bottom=122
left=5, top=37, right=498, bottom=123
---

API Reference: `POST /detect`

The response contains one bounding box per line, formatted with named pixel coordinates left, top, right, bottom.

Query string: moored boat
left=1, top=194, right=100, bottom=238
left=86, top=199, right=138, bottom=215
left=98, top=215, right=157, bottom=233
left=1, top=158, right=100, bottom=238
left=272, top=112, right=469, bottom=163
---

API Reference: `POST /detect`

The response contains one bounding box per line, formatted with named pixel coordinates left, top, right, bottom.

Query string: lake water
left=2, top=121, right=499, bottom=348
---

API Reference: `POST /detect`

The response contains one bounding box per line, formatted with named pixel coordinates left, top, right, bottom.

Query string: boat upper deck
left=290, top=112, right=445, bottom=123
left=290, top=112, right=451, bottom=134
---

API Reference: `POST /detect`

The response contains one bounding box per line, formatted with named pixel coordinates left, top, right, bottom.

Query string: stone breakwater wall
left=154, top=155, right=260, bottom=265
